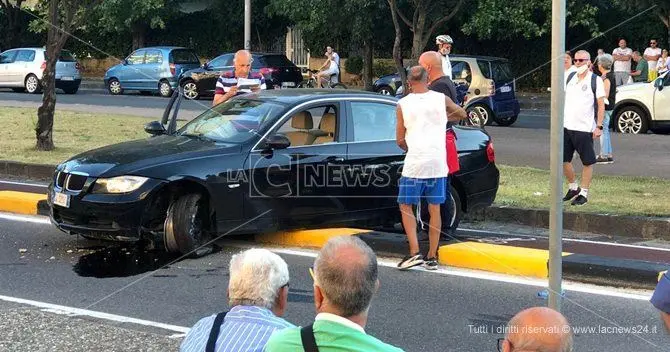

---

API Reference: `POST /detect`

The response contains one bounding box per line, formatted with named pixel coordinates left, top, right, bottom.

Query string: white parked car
left=0, top=47, right=82, bottom=94
left=613, top=72, right=670, bottom=134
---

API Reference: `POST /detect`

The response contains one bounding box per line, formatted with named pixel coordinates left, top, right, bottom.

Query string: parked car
left=47, top=89, right=499, bottom=256
left=373, top=55, right=521, bottom=126
left=178, top=52, right=303, bottom=99
left=613, top=72, right=669, bottom=134
left=0, top=47, right=81, bottom=94
left=104, top=46, right=201, bottom=97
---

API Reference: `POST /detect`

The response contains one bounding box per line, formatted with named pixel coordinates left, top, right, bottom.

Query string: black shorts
left=564, top=128, right=596, bottom=166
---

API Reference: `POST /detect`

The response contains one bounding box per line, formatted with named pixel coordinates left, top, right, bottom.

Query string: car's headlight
left=92, top=176, right=149, bottom=194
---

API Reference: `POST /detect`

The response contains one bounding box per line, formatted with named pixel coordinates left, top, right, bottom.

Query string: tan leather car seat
left=284, top=111, right=316, bottom=146
left=313, top=113, right=336, bottom=144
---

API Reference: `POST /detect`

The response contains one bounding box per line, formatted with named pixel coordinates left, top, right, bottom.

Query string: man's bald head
left=233, top=50, right=252, bottom=77
left=419, top=51, right=443, bottom=81
left=504, top=307, right=573, bottom=352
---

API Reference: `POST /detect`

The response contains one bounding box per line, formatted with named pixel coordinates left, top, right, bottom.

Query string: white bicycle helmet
left=436, top=35, right=453, bottom=45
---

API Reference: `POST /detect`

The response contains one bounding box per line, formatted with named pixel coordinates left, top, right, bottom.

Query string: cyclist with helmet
left=436, top=35, right=453, bottom=79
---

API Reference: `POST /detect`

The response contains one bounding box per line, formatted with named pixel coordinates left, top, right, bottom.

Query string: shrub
left=345, top=56, right=363, bottom=76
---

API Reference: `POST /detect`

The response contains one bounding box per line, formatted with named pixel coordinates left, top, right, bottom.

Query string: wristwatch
left=597, top=125, right=604, bottom=130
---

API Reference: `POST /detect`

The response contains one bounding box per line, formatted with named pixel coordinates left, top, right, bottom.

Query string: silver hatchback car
left=0, top=47, right=82, bottom=94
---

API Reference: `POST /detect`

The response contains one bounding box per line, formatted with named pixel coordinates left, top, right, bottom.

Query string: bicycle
left=298, top=69, right=347, bottom=89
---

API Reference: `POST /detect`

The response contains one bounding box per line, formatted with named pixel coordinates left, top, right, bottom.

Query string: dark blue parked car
left=104, top=46, right=201, bottom=97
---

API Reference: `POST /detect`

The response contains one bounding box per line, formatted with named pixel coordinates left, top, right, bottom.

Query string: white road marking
left=267, top=246, right=653, bottom=301
left=458, top=228, right=670, bottom=252
left=0, top=180, right=48, bottom=187
left=0, top=212, right=51, bottom=225
left=0, top=214, right=658, bottom=301
left=0, top=295, right=189, bottom=333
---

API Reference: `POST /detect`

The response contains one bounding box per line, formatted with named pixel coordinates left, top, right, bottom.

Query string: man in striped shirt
left=212, top=50, right=267, bottom=106
left=179, top=248, right=294, bottom=352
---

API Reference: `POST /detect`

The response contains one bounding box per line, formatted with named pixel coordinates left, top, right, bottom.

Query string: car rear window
left=171, top=49, right=200, bottom=64
left=44, top=50, right=77, bottom=62
left=259, top=55, right=295, bottom=67
left=478, top=60, right=514, bottom=83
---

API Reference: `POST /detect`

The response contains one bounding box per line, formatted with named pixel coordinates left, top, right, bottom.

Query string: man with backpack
left=563, top=50, right=606, bottom=206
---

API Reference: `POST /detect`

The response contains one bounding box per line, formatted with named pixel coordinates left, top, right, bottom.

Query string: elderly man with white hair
left=180, top=248, right=294, bottom=352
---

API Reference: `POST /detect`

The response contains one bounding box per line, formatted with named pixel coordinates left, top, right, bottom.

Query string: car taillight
left=260, top=67, right=277, bottom=76
left=488, top=81, right=495, bottom=95
left=486, top=141, right=495, bottom=163
left=170, top=63, right=176, bottom=76
left=75, top=62, right=81, bottom=70
left=40, top=61, right=46, bottom=70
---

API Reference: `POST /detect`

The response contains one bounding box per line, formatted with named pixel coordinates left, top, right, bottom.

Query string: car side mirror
left=122, top=59, right=128, bottom=65
left=144, top=121, right=166, bottom=136
left=655, top=78, right=664, bottom=90
left=266, top=134, right=290, bottom=150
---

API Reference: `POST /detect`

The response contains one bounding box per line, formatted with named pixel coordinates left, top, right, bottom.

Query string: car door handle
left=325, top=156, right=344, bottom=164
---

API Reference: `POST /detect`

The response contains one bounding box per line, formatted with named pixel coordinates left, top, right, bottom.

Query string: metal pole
left=244, top=0, right=251, bottom=50
left=549, top=0, right=566, bottom=311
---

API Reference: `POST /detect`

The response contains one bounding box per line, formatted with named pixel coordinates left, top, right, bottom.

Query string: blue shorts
left=397, top=177, right=448, bottom=205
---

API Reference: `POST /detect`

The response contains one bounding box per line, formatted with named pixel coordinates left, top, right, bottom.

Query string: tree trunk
left=131, top=23, right=147, bottom=50
left=411, top=11, right=427, bottom=60
left=362, top=40, right=373, bottom=90
left=36, top=58, right=57, bottom=151
left=35, top=0, right=61, bottom=151
left=388, top=0, right=407, bottom=95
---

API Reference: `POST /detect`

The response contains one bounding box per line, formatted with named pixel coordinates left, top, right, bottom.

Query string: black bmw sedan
left=47, top=90, right=499, bottom=256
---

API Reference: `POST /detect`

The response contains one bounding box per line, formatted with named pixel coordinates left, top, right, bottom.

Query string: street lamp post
left=244, top=0, right=251, bottom=50
left=549, top=0, right=566, bottom=311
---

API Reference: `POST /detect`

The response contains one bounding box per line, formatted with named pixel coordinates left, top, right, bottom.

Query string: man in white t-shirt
left=563, top=50, right=606, bottom=206
left=395, top=66, right=466, bottom=271
left=644, top=39, right=662, bottom=79
left=612, top=38, right=633, bottom=86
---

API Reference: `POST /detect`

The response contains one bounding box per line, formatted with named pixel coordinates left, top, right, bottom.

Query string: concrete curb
left=467, top=206, right=670, bottom=241
left=2, top=189, right=663, bottom=289
left=0, top=191, right=47, bottom=216
left=0, top=161, right=55, bottom=181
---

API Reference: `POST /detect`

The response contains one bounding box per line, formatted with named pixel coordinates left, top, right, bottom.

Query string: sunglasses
left=574, top=59, right=590, bottom=63
left=309, top=266, right=315, bottom=281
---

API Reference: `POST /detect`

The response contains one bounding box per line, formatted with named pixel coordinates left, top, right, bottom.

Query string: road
left=1, top=88, right=669, bottom=178
left=0, top=214, right=667, bottom=351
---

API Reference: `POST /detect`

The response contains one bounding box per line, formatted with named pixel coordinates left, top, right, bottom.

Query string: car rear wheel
left=376, top=85, right=394, bottom=95
left=616, top=106, right=648, bottom=134
left=163, top=193, right=213, bottom=257
left=462, top=107, right=484, bottom=127
left=181, top=80, right=199, bottom=100
left=470, top=104, right=492, bottom=126
left=25, top=74, right=41, bottom=94
left=158, top=80, right=173, bottom=98
left=108, top=78, right=123, bottom=95
left=494, top=114, right=518, bottom=127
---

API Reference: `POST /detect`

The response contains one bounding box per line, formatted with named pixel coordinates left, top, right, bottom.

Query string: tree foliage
left=463, top=0, right=601, bottom=40
left=615, top=0, right=670, bottom=47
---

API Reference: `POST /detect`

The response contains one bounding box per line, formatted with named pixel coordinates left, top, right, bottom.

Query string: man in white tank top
left=395, top=66, right=467, bottom=271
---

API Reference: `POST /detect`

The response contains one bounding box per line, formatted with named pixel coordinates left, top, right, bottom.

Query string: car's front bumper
left=47, top=177, right=166, bottom=241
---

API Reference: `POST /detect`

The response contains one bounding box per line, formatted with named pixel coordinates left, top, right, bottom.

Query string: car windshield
left=178, top=98, right=286, bottom=143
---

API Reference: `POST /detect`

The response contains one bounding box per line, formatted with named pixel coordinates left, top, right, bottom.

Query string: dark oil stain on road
left=73, top=245, right=180, bottom=278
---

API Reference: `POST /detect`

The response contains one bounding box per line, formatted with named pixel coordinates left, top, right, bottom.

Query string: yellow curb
left=0, top=191, right=47, bottom=215
left=438, top=242, right=571, bottom=279
left=255, top=228, right=373, bottom=249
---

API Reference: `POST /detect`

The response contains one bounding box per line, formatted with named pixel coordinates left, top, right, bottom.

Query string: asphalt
left=0, top=216, right=667, bottom=351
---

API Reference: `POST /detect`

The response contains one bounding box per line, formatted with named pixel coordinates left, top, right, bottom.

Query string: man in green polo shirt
left=632, top=51, right=649, bottom=83
left=264, top=236, right=404, bottom=352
